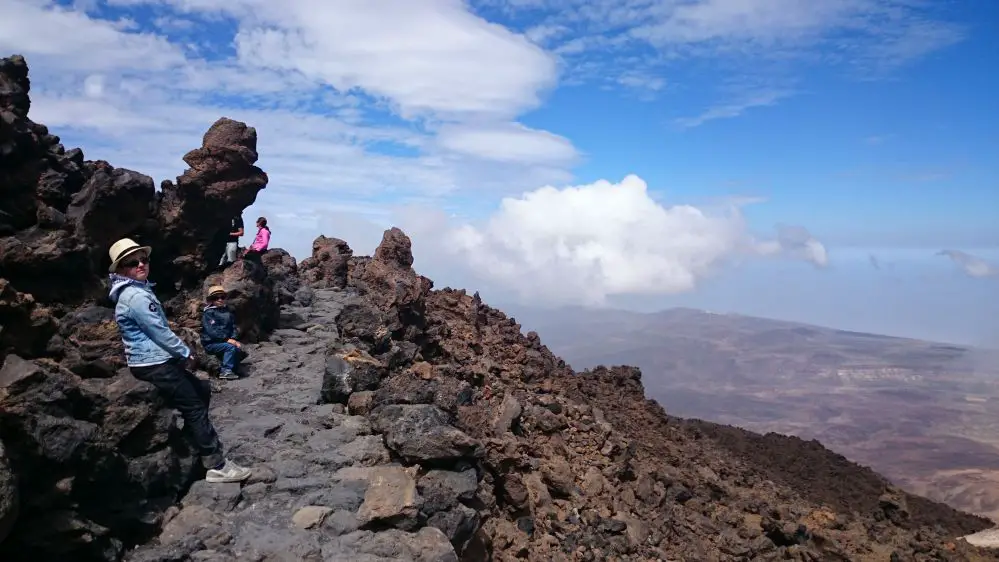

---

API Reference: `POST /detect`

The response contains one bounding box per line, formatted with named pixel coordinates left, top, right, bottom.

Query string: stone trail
left=128, top=289, right=460, bottom=562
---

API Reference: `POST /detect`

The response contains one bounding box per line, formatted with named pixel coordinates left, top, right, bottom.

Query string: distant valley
left=508, top=305, right=999, bottom=521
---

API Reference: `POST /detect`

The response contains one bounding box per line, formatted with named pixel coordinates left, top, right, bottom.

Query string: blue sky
left=2, top=0, right=996, bottom=344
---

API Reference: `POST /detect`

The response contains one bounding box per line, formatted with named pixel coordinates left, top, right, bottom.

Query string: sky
left=2, top=0, right=997, bottom=345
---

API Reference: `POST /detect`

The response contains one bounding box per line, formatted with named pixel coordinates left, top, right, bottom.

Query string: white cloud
left=108, top=0, right=558, bottom=120
left=938, top=250, right=997, bottom=279
left=436, top=122, right=578, bottom=164
left=405, top=175, right=828, bottom=305
left=674, top=88, right=793, bottom=128
left=0, top=0, right=185, bottom=72
left=3, top=0, right=579, bottom=214
left=82, top=74, right=105, bottom=98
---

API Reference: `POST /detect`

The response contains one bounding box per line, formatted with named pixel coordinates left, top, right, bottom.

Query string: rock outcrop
left=154, top=117, right=268, bottom=291
left=0, top=54, right=286, bottom=561
left=298, top=235, right=353, bottom=290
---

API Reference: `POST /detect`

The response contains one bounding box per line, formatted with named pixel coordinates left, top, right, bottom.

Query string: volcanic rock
left=154, top=117, right=268, bottom=288
left=0, top=54, right=284, bottom=561
left=0, top=278, right=56, bottom=362
left=299, top=235, right=353, bottom=289
left=0, top=354, right=195, bottom=561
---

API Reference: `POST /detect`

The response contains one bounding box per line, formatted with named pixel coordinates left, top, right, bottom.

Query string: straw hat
left=108, top=238, right=152, bottom=272
left=206, top=285, right=227, bottom=299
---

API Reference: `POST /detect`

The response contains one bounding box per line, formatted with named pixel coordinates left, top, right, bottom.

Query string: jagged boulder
left=321, top=348, right=388, bottom=405
left=57, top=306, right=125, bottom=379
left=197, top=259, right=277, bottom=344
left=0, top=55, right=38, bottom=235
left=154, top=117, right=268, bottom=289
left=67, top=162, right=155, bottom=250
left=259, top=248, right=300, bottom=305
left=299, top=235, right=352, bottom=289
left=0, top=278, right=56, bottom=363
left=0, top=355, right=195, bottom=561
left=336, top=228, right=433, bottom=350
left=361, top=227, right=432, bottom=316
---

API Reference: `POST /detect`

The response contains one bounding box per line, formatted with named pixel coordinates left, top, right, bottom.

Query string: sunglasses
left=121, top=255, right=149, bottom=268
left=210, top=294, right=226, bottom=300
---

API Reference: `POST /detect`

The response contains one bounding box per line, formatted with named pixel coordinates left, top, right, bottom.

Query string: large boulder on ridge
left=153, top=117, right=269, bottom=289
left=299, top=235, right=353, bottom=290
left=336, top=228, right=433, bottom=350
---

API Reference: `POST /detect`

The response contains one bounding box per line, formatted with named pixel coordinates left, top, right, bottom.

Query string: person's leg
left=183, top=366, right=212, bottom=408
left=225, top=242, right=238, bottom=264
left=205, top=342, right=239, bottom=379
left=130, top=360, right=224, bottom=469
left=244, top=250, right=262, bottom=264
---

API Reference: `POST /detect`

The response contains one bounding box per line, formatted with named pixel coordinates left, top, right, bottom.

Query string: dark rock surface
left=0, top=440, right=16, bottom=544
left=0, top=354, right=196, bottom=561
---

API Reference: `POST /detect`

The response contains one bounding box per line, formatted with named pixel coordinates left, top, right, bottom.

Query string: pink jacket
left=249, top=226, right=270, bottom=252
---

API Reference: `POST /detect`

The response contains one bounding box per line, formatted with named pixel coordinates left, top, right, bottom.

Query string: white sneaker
left=205, top=459, right=252, bottom=483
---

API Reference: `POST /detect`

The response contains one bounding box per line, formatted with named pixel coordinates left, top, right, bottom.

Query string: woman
left=107, top=237, right=251, bottom=484
left=243, top=216, right=270, bottom=262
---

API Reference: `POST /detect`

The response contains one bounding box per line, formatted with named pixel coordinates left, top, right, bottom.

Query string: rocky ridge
left=2, top=53, right=999, bottom=561
left=0, top=54, right=284, bottom=560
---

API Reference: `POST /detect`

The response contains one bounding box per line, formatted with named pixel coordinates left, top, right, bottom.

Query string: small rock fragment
left=292, top=505, right=333, bottom=529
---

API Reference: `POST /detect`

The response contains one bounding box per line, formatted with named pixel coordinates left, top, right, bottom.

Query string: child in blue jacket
left=200, top=285, right=245, bottom=380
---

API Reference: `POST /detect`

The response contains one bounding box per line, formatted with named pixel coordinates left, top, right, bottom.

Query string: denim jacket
left=201, top=305, right=236, bottom=346
left=109, top=274, right=191, bottom=367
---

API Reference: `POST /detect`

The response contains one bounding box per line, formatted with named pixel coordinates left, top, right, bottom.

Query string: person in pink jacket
left=244, top=216, right=270, bottom=262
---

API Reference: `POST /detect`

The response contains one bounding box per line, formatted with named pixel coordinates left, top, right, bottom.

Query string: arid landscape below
left=510, top=305, right=999, bottom=521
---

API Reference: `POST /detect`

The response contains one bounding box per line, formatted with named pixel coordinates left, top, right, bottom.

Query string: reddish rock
left=299, top=235, right=352, bottom=289
left=154, top=117, right=268, bottom=288
left=321, top=226, right=999, bottom=562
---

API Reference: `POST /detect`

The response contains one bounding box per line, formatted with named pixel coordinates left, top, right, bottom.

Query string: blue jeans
left=204, top=342, right=242, bottom=372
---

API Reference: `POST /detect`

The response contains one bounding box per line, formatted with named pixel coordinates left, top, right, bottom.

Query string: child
left=243, top=216, right=270, bottom=263
left=200, top=285, right=245, bottom=380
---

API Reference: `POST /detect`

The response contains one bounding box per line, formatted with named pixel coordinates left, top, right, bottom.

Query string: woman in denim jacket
left=107, top=238, right=251, bottom=484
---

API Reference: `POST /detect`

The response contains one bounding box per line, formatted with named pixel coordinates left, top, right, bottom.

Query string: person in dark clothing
left=108, top=238, right=251, bottom=484
left=219, top=214, right=244, bottom=268
left=201, top=285, right=246, bottom=380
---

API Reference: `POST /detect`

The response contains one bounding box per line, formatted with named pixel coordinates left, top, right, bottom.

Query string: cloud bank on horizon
left=414, top=175, right=827, bottom=305
left=1, top=0, right=993, bottom=310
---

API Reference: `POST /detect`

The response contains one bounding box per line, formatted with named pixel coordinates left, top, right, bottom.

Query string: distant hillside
left=508, top=304, right=999, bottom=520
